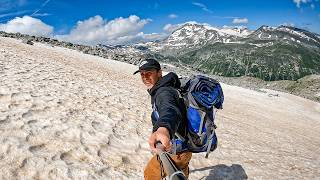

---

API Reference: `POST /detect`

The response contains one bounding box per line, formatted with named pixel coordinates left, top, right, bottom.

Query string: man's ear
left=157, top=70, right=162, bottom=78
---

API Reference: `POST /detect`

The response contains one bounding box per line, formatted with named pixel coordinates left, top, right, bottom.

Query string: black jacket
left=148, top=72, right=187, bottom=139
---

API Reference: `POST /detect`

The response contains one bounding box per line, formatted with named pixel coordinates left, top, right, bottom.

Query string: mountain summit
left=142, top=24, right=320, bottom=81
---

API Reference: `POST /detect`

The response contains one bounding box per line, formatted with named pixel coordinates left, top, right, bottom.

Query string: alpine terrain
left=0, top=36, right=320, bottom=179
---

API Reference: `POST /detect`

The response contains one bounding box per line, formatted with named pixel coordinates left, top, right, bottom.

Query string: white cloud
left=232, top=18, right=249, bottom=24
left=0, top=15, right=53, bottom=37
left=55, top=15, right=161, bottom=45
left=168, top=14, right=178, bottom=18
left=140, top=32, right=167, bottom=41
left=106, top=32, right=167, bottom=45
left=293, top=0, right=310, bottom=8
left=163, top=24, right=181, bottom=33
left=192, top=2, right=213, bottom=13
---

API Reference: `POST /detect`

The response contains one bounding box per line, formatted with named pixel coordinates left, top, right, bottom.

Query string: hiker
left=133, top=58, right=192, bottom=179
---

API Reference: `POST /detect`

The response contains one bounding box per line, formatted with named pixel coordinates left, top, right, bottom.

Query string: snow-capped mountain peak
left=219, top=26, right=253, bottom=37
left=172, top=23, right=252, bottom=38
left=249, top=25, right=320, bottom=47
left=153, top=23, right=253, bottom=52
left=138, top=23, right=319, bottom=55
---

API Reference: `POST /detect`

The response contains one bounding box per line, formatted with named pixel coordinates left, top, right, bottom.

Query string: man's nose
left=142, top=74, right=150, bottom=78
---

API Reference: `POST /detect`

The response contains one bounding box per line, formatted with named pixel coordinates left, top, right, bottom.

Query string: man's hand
left=148, top=127, right=172, bottom=154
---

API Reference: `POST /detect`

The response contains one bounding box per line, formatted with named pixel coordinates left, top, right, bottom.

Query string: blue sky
left=0, top=0, right=319, bottom=45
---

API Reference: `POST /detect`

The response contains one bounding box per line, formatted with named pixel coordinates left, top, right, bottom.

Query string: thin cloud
left=293, top=0, right=310, bottom=8
left=168, top=14, right=178, bottom=19
left=0, top=10, right=30, bottom=19
left=31, top=0, right=52, bottom=16
left=302, top=22, right=312, bottom=26
left=192, top=2, right=213, bottom=13
left=311, top=4, right=315, bottom=9
left=0, top=0, right=27, bottom=11
left=0, top=10, right=32, bottom=23
left=232, top=18, right=249, bottom=24
left=32, top=13, right=51, bottom=17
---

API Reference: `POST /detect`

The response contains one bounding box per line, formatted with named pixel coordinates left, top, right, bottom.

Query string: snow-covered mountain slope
left=1, top=37, right=320, bottom=179
left=146, top=23, right=253, bottom=52
left=142, top=24, right=320, bottom=63
left=2, top=24, right=319, bottom=82
left=247, top=25, right=320, bottom=48
left=218, top=25, right=252, bottom=37
left=140, top=24, right=320, bottom=81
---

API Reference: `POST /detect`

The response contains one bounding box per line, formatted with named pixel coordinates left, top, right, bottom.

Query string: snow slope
left=0, top=37, right=319, bottom=179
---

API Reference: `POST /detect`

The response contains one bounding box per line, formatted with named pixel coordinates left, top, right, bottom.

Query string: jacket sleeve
left=154, top=87, right=182, bottom=139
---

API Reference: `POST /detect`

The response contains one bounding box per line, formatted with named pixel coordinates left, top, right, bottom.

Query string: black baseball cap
left=133, top=58, right=161, bottom=75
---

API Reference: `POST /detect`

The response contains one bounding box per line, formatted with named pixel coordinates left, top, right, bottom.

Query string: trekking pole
left=156, top=142, right=187, bottom=180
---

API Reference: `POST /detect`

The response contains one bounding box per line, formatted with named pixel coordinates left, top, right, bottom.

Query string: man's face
left=140, top=69, right=162, bottom=89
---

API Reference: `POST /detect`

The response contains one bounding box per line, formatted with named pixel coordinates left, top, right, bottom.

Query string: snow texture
left=0, top=37, right=319, bottom=179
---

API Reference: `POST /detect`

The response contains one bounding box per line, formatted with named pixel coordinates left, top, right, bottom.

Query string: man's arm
left=148, top=127, right=171, bottom=153
left=149, top=87, right=182, bottom=152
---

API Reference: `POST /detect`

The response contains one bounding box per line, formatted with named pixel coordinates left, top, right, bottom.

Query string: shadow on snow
left=191, top=164, right=248, bottom=180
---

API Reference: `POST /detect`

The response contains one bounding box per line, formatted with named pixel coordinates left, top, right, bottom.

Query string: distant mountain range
left=139, top=23, right=320, bottom=81
left=1, top=23, right=319, bottom=81
left=1, top=28, right=320, bottom=102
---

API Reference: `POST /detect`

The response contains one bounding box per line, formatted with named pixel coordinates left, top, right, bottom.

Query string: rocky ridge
left=1, top=30, right=319, bottom=103
left=152, top=24, right=320, bottom=81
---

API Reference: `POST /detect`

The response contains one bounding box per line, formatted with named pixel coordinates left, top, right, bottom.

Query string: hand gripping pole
left=156, top=143, right=186, bottom=180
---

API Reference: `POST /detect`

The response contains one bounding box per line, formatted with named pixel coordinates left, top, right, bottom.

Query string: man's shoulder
left=153, top=86, right=180, bottom=103
left=156, top=86, right=178, bottom=96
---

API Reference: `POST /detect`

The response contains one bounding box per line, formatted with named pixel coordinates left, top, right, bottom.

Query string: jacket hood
left=148, top=72, right=181, bottom=96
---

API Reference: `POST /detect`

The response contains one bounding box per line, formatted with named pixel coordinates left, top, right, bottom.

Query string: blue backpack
left=152, top=75, right=224, bottom=158
left=175, top=75, right=224, bottom=158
